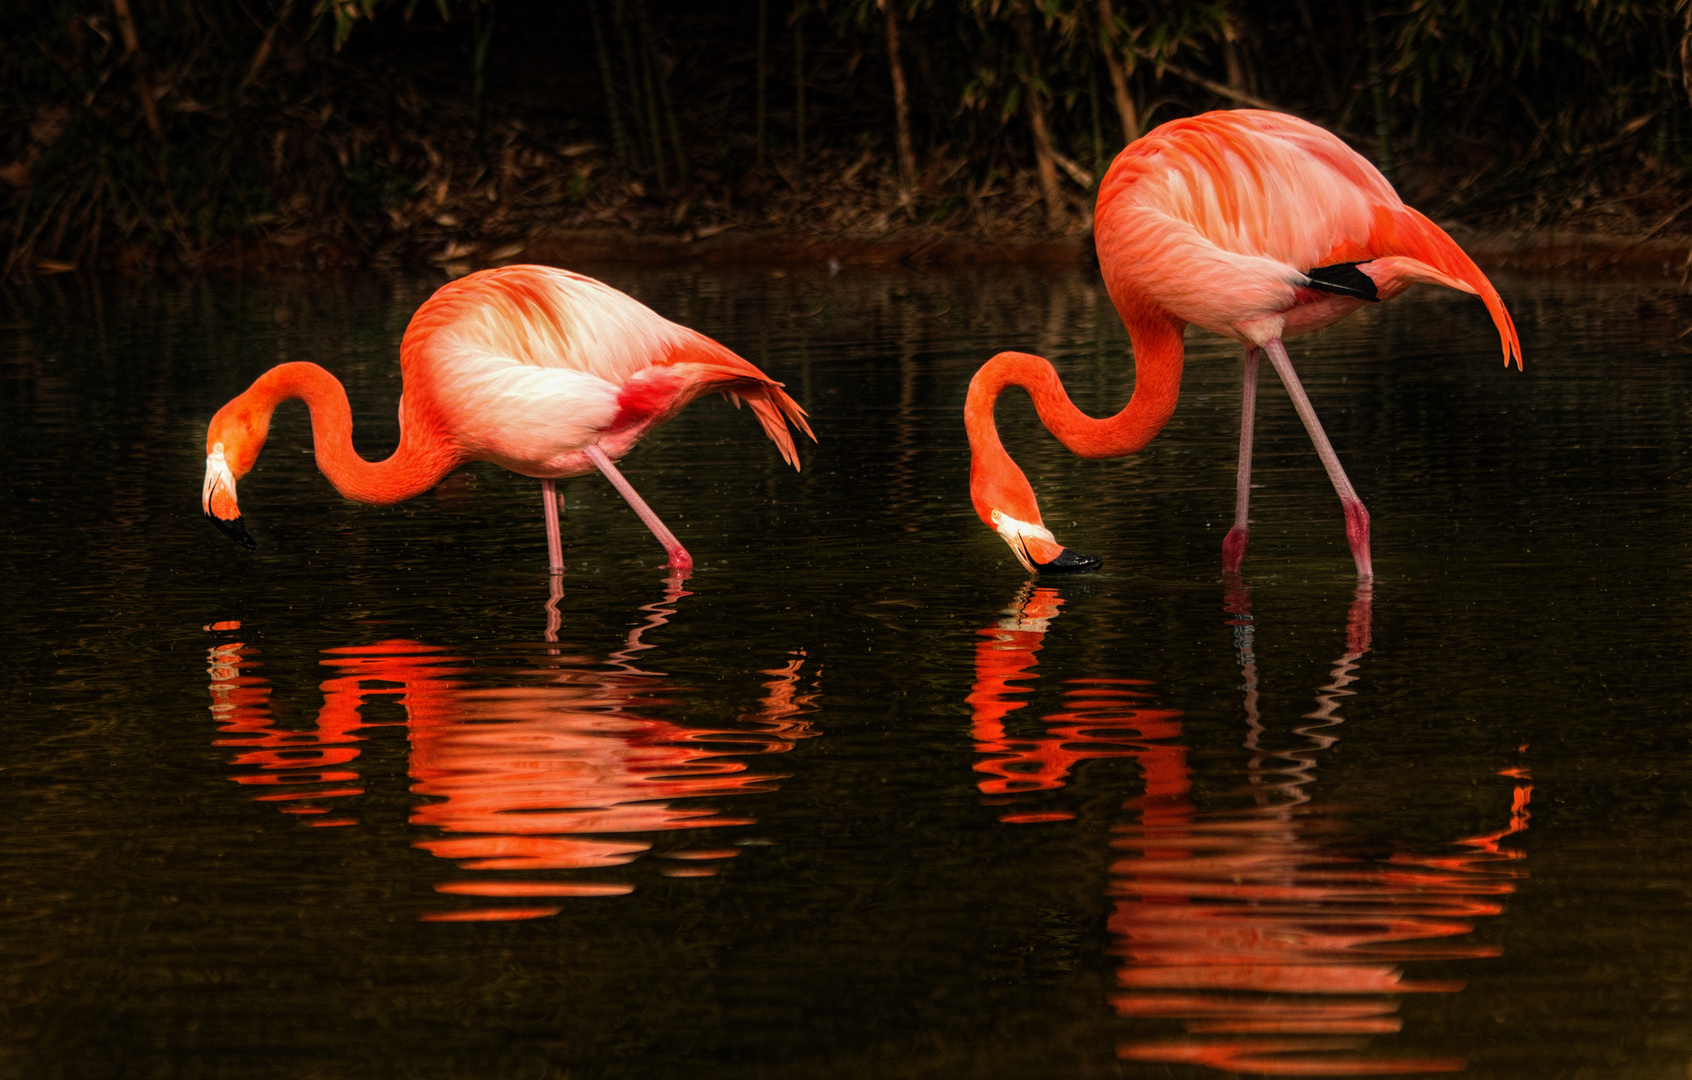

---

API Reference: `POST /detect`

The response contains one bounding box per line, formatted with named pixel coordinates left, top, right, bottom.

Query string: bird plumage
left=398, top=265, right=811, bottom=477
left=203, top=264, right=812, bottom=569
left=968, top=109, right=1521, bottom=577
left=1095, top=110, right=1520, bottom=364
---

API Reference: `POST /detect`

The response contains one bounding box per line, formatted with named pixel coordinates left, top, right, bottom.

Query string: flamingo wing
left=429, top=360, right=624, bottom=472
left=401, top=264, right=813, bottom=475
left=403, top=265, right=693, bottom=383
left=1096, top=111, right=1395, bottom=336
left=1097, top=110, right=1520, bottom=367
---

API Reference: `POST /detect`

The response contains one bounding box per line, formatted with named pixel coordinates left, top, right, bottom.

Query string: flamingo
left=966, top=109, right=1521, bottom=579
left=202, top=264, right=813, bottom=573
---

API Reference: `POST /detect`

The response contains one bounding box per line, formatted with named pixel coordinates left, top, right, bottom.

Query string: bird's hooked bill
left=990, top=509, right=1101, bottom=575
left=209, top=512, right=257, bottom=550
left=203, top=443, right=256, bottom=549
left=1034, top=548, right=1102, bottom=573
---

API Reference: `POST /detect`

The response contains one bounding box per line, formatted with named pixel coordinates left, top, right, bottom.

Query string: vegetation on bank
left=4, top=0, right=1690, bottom=273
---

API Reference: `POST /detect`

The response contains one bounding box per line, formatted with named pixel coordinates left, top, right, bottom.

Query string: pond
left=2, top=262, right=1691, bottom=1078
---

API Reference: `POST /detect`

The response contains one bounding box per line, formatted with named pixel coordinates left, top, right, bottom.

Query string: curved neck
left=243, top=362, right=460, bottom=505
left=965, top=313, right=1186, bottom=526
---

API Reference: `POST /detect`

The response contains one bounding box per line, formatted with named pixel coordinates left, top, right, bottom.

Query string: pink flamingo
left=966, top=110, right=1522, bottom=579
left=202, top=265, right=813, bottom=572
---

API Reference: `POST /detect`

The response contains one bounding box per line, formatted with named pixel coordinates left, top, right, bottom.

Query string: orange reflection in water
left=968, top=584, right=1529, bottom=1075
left=968, top=589, right=1183, bottom=823
left=205, top=583, right=818, bottom=920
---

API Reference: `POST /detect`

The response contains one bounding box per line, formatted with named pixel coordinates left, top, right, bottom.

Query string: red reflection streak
left=206, top=611, right=818, bottom=921
left=206, top=640, right=377, bottom=818
left=968, top=587, right=1183, bottom=814
left=967, top=584, right=1530, bottom=1075
left=397, top=646, right=811, bottom=875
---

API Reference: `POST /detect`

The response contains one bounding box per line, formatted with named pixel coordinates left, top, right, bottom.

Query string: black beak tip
left=209, top=513, right=257, bottom=550
left=1034, top=547, right=1101, bottom=574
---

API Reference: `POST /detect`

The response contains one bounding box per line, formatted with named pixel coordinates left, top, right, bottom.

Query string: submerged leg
left=1262, top=339, right=1372, bottom=580
left=583, top=444, right=694, bottom=572
left=541, top=478, right=564, bottom=574
left=1222, top=346, right=1259, bottom=574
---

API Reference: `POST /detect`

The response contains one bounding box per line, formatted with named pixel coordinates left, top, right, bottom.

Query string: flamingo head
left=966, top=350, right=1104, bottom=576
left=203, top=400, right=271, bottom=550
left=970, top=460, right=1101, bottom=574
left=985, top=509, right=1101, bottom=575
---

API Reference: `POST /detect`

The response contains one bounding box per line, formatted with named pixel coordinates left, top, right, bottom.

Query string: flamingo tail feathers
left=1366, top=208, right=1523, bottom=369
left=675, top=336, right=814, bottom=470
left=721, top=378, right=815, bottom=471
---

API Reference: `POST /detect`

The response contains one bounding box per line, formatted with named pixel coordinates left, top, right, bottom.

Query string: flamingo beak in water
left=203, top=442, right=257, bottom=550
left=990, top=510, right=1101, bottom=574
left=1036, top=548, right=1102, bottom=573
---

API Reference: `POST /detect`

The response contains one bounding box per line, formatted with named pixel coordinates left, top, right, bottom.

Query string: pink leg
left=1344, top=581, right=1373, bottom=658
left=583, top=444, right=694, bottom=572
left=1262, top=339, right=1372, bottom=580
left=541, top=478, right=564, bottom=574
left=1221, top=346, right=1259, bottom=574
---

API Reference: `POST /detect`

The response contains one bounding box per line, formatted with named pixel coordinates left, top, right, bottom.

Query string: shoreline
left=30, top=223, right=1692, bottom=280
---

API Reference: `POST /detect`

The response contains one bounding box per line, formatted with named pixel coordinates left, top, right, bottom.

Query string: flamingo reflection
left=968, top=583, right=1529, bottom=1075
left=205, top=582, right=818, bottom=921
left=969, top=587, right=1182, bottom=824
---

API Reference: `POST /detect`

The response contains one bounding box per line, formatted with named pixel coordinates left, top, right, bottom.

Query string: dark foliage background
left=4, top=0, right=1689, bottom=272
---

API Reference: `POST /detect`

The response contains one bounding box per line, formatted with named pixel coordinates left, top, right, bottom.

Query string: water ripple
left=206, top=586, right=820, bottom=921
left=968, top=583, right=1529, bottom=1075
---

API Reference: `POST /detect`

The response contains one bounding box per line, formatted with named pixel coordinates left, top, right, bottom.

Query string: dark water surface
left=3, top=265, right=1691, bottom=1078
